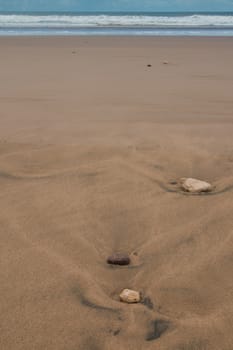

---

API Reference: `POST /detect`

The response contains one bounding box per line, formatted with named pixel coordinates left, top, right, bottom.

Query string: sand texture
left=0, top=37, right=233, bottom=350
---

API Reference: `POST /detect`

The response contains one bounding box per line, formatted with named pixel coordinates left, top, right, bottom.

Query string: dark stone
left=109, top=328, right=121, bottom=336
left=169, top=180, right=178, bottom=185
left=147, top=64, right=152, bottom=67
left=107, top=253, right=130, bottom=266
left=113, top=329, right=120, bottom=336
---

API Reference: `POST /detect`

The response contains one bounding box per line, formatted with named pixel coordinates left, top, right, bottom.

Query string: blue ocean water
left=0, top=11, right=233, bottom=36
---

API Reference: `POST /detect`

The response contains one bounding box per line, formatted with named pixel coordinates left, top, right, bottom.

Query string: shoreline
left=1, top=32, right=233, bottom=37
left=1, top=34, right=233, bottom=42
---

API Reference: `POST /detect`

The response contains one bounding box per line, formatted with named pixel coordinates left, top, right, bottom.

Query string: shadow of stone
left=71, top=286, right=119, bottom=314
left=142, top=296, right=154, bottom=310
left=146, top=319, right=171, bottom=341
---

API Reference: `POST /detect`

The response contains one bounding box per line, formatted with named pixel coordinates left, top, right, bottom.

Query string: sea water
left=0, top=11, right=233, bottom=36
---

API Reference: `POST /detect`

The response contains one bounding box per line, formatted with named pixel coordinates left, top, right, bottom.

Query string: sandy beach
left=0, top=36, right=233, bottom=350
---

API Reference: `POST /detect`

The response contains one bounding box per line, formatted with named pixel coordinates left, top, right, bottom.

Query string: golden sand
left=0, top=37, right=233, bottom=350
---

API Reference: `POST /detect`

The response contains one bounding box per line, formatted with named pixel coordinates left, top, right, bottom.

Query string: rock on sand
left=180, top=177, right=212, bottom=193
left=119, top=289, right=141, bottom=303
left=107, top=253, right=130, bottom=266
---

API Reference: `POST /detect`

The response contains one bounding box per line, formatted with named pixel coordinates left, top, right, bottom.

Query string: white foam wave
left=0, top=14, right=233, bottom=28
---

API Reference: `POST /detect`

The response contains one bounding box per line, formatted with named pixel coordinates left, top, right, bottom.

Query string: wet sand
left=0, top=36, right=233, bottom=350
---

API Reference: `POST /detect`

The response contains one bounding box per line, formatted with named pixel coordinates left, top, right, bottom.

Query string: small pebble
left=169, top=180, right=177, bottom=185
left=180, top=177, right=212, bottom=193
left=147, top=64, right=152, bottom=67
left=163, top=61, right=168, bottom=65
left=119, top=289, right=141, bottom=303
left=107, top=253, right=130, bottom=266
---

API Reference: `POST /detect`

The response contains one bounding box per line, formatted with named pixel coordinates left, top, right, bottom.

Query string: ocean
left=0, top=11, right=233, bottom=36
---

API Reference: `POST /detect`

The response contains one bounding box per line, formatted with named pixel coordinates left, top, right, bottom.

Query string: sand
left=0, top=36, right=233, bottom=350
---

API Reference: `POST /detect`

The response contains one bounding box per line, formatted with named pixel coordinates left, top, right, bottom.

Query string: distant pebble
left=163, top=61, right=168, bottom=65
left=180, top=177, right=212, bottom=193
left=169, top=180, right=178, bottom=185
left=119, top=289, right=141, bottom=303
left=107, top=253, right=130, bottom=266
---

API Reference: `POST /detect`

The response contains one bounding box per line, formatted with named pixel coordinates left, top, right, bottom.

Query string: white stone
left=119, top=289, right=140, bottom=303
left=180, top=178, right=212, bottom=193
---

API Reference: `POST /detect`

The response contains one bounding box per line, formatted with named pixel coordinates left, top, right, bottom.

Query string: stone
left=107, top=253, right=130, bottom=266
left=180, top=177, right=212, bottom=193
left=163, top=61, right=168, bottom=65
left=169, top=180, right=178, bottom=185
left=119, top=289, right=141, bottom=303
